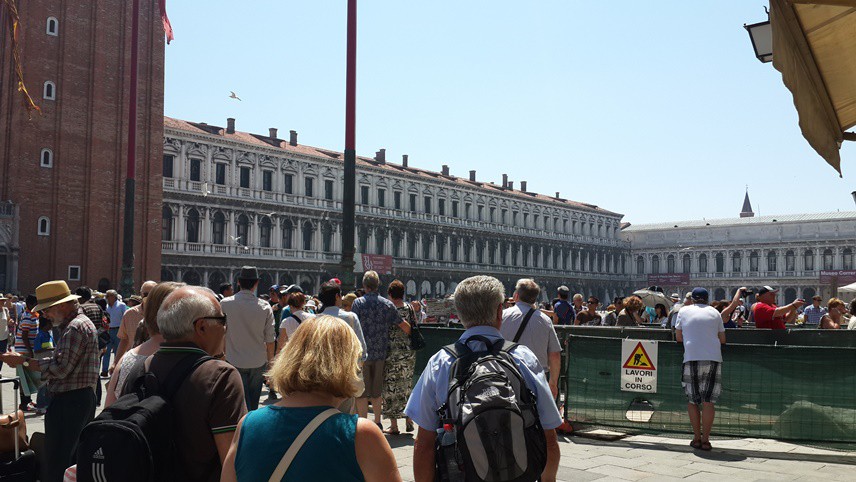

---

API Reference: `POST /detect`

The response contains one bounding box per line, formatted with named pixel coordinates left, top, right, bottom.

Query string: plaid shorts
left=682, top=361, right=722, bottom=404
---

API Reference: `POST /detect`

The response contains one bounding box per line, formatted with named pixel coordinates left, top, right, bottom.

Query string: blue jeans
left=101, top=327, right=119, bottom=373
left=236, top=365, right=266, bottom=411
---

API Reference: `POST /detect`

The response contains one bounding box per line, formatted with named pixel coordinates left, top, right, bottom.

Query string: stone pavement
left=2, top=365, right=855, bottom=481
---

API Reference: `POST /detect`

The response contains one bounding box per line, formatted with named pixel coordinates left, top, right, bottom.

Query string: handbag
left=407, top=305, right=426, bottom=351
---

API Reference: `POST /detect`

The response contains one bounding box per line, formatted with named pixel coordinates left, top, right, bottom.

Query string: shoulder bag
left=407, top=304, right=426, bottom=351
left=268, top=408, right=339, bottom=482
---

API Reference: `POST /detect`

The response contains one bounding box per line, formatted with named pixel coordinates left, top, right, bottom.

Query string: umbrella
left=633, top=288, right=674, bottom=310
left=838, top=282, right=856, bottom=294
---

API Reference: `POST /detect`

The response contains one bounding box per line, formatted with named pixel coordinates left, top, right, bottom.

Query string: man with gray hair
left=351, top=270, right=410, bottom=426
left=149, top=285, right=246, bottom=481
left=2, top=280, right=99, bottom=482
left=500, top=279, right=562, bottom=398
left=405, top=275, right=561, bottom=482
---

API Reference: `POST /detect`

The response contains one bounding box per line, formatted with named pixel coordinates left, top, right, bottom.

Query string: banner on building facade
left=647, top=273, right=690, bottom=286
left=820, top=270, right=856, bottom=285
left=353, top=254, right=393, bottom=274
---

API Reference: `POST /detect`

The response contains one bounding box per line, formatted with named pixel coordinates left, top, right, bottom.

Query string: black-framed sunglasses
left=197, top=314, right=227, bottom=326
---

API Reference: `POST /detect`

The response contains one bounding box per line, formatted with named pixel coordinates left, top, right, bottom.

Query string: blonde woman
left=616, top=295, right=645, bottom=326
left=819, top=298, right=846, bottom=330
left=221, top=315, right=401, bottom=482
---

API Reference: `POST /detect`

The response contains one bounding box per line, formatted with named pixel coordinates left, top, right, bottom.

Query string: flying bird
left=229, top=91, right=242, bottom=101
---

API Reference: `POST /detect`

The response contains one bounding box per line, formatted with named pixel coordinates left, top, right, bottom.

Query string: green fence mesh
left=415, top=326, right=856, bottom=444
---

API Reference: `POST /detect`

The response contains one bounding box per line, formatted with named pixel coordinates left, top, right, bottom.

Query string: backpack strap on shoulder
left=498, top=340, right=518, bottom=355
left=145, top=352, right=214, bottom=400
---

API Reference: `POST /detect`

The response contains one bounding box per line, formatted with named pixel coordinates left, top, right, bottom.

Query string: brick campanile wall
left=0, top=0, right=164, bottom=293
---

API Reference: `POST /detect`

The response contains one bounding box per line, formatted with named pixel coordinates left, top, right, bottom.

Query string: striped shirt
left=14, top=312, right=39, bottom=354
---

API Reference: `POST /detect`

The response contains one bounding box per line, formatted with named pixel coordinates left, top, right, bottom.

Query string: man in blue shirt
left=351, top=270, right=409, bottom=427
left=405, top=275, right=561, bottom=482
left=552, top=285, right=574, bottom=325
left=102, top=290, right=127, bottom=376
left=802, top=295, right=827, bottom=326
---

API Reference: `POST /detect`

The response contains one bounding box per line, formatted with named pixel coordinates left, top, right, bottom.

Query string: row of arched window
left=637, top=248, right=854, bottom=275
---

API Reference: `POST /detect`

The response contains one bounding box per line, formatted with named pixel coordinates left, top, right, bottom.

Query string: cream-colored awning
left=770, top=0, right=856, bottom=175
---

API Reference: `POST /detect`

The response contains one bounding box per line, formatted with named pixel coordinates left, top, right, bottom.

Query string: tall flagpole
left=120, top=0, right=140, bottom=297
left=340, top=0, right=357, bottom=292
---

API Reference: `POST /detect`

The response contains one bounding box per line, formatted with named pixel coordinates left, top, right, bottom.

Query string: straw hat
left=33, top=280, right=80, bottom=312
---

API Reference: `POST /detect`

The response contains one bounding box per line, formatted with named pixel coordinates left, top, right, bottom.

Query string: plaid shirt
left=80, top=302, right=105, bottom=328
left=803, top=305, right=828, bottom=325
left=36, top=310, right=99, bottom=394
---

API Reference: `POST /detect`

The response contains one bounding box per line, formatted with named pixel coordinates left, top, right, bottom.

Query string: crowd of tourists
left=2, top=268, right=856, bottom=481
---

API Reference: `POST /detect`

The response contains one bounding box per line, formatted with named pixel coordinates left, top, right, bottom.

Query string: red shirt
left=753, top=302, right=786, bottom=329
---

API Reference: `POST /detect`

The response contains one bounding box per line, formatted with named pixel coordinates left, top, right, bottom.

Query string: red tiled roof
left=163, top=116, right=621, bottom=217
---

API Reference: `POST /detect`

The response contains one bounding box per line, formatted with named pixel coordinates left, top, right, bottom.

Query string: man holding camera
left=753, top=286, right=804, bottom=330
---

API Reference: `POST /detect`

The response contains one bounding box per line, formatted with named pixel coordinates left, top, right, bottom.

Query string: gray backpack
left=436, top=335, right=547, bottom=482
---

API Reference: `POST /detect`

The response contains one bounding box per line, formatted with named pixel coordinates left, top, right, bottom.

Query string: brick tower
left=0, top=0, right=164, bottom=293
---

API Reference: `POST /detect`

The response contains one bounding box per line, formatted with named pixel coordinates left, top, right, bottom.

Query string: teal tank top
left=235, top=406, right=364, bottom=482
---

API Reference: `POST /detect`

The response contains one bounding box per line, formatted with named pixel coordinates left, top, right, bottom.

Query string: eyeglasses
left=196, top=314, right=227, bottom=326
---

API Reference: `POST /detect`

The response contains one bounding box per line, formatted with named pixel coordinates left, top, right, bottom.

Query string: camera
left=742, top=288, right=754, bottom=295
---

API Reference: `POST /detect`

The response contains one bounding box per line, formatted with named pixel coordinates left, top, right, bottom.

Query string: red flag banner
left=159, top=0, right=174, bottom=44
left=1, top=0, right=40, bottom=117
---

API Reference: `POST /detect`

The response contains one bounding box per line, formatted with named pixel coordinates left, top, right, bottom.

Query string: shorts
left=682, top=361, right=722, bottom=404
left=360, top=360, right=386, bottom=399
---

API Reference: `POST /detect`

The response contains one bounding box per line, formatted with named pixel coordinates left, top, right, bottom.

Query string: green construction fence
left=414, top=325, right=856, bottom=444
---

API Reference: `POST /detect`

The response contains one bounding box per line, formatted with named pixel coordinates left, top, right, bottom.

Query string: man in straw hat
left=1, top=280, right=99, bottom=482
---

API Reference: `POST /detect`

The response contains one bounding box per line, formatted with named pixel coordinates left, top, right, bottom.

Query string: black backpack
left=76, top=352, right=213, bottom=482
left=435, top=335, right=546, bottom=482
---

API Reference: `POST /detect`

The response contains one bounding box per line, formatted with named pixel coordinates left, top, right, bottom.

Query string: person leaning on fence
left=616, top=295, right=645, bottom=326
left=675, top=287, right=744, bottom=452
left=819, top=298, right=847, bottom=329
left=405, top=275, right=562, bottom=482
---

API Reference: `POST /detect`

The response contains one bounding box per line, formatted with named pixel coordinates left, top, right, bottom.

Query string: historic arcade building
left=623, top=194, right=856, bottom=304
left=161, top=117, right=631, bottom=301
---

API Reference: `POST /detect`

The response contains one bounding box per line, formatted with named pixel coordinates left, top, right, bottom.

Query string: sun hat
left=33, top=280, right=81, bottom=312
left=238, top=266, right=259, bottom=281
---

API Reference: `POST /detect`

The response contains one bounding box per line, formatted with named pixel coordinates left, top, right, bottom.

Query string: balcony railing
left=163, top=178, right=631, bottom=248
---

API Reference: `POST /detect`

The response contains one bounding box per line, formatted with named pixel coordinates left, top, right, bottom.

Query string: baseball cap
left=691, top=287, right=709, bottom=302
left=684, top=292, right=693, bottom=300
left=557, top=285, right=570, bottom=294
left=284, top=284, right=304, bottom=294
left=330, top=278, right=342, bottom=285
left=758, top=286, right=778, bottom=296
left=269, top=284, right=280, bottom=293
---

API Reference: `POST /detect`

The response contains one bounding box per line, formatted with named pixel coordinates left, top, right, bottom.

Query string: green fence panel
left=564, top=335, right=856, bottom=443
left=414, top=327, right=463, bottom=384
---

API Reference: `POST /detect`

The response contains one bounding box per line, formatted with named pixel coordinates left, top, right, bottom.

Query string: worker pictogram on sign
left=622, top=342, right=656, bottom=370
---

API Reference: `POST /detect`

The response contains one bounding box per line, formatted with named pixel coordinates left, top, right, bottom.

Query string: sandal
left=383, top=427, right=401, bottom=435
left=690, top=439, right=702, bottom=449
left=406, top=420, right=414, bottom=432
left=700, top=440, right=712, bottom=451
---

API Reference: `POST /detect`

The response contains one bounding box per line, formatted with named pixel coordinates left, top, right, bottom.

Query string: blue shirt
left=553, top=299, right=573, bottom=325
left=350, top=293, right=400, bottom=361
left=803, top=305, right=827, bottom=325
left=404, top=325, right=563, bottom=431
left=235, top=405, right=363, bottom=482
left=105, top=301, right=128, bottom=328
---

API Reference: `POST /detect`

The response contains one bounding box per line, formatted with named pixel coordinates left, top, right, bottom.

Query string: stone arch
left=182, top=270, right=202, bottom=286
left=208, top=271, right=226, bottom=291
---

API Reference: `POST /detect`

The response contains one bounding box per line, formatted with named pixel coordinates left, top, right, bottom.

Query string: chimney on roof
left=556, top=192, right=560, bottom=199
left=521, top=181, right=527, bottom=192
left=269, top=128, right=278, bottom=139
left=289, top=130, right=298, bottom=147
left=402, top=155, right=408, bottom=167
left=226, top=118, right=235, bottom=134
left=507, top=181, right=514, bottom=190
left=502, top=174, right=508, bottom=189
left=469, top=170, right=476, bottom=182
left=442, top=165, right=449, bottom=176
left=375, top=149, right=386, bottom=164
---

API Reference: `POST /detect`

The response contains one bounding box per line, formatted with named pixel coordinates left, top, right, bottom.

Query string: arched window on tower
left=185, top=209, right=200, bottom=243
left=259, top=217, right=272, bottom=248
left=161, top=207, right=173, bottom=241
left=37, top=216, right=51, bottom=236
left=43, top=81, right=56, bottom=100
left=212, top=212, right=225, bottom=244
left=46, top=17, right=59, bottom=36
left=40, top=148, right=53, bottom=168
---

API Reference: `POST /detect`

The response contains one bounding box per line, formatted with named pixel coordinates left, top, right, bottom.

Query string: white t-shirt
left=675, top=304, right=725, bottom=363
left=279, top=309, right=315, bottom=338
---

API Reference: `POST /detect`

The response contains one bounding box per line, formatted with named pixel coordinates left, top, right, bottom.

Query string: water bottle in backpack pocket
left=436, top=336, right=547, bottom=482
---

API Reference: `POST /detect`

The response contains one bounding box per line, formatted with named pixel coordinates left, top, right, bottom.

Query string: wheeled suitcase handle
left=0, top=377, right=21, bottom=391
